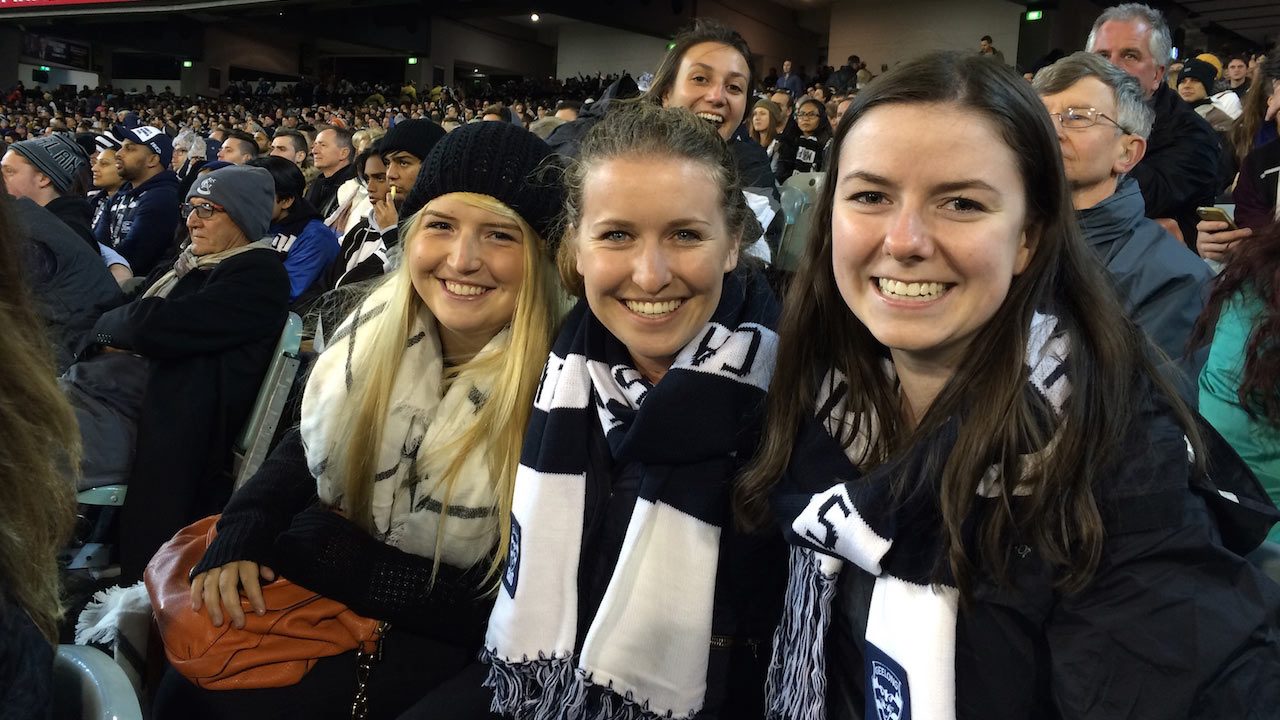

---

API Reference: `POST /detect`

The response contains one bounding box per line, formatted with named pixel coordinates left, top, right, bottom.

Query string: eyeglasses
left=795, top=111, right=823, bottom=118
left=181, top=202, right=226, bottom=220
left=1047, top=107, right=1131, bottom=134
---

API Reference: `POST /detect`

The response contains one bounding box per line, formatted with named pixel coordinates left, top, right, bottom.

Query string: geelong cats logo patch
left=502, top=515, right=522, bottom=597
left=866, top=642, right=911, bottom=720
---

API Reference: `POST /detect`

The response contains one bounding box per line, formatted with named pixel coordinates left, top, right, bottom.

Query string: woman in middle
left=152, top=120, right=566, bottom=720
left=483, top=103, right=787, bottom=719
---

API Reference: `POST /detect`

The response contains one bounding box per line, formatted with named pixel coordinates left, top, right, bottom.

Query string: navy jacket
left=103, top=170, right=181, bottom=276
left=1130, top=84, right=1220, bottom=246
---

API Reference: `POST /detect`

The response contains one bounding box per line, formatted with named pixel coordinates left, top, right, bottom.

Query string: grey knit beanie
left=185, top=165, right=275, bottom=241
left=10, top=134, right=88, bottom=195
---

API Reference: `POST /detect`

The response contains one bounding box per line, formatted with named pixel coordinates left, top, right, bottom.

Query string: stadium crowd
left=2, top=3, right=1280, bottom=719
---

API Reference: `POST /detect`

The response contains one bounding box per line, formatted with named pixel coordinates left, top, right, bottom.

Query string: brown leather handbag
left=144, top=514, right=382, bottom=690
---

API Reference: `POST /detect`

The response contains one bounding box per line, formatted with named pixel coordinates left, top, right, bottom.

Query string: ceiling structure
left=1175, top=0, right=1280, bottom=47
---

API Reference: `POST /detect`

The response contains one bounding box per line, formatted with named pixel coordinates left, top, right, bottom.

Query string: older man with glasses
left=1036, top=51, right=1211, bottom=392
left=89, top=164, right=291, bottom=581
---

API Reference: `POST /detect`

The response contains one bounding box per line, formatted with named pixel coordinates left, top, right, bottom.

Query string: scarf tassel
left=765, top=547, right=839, bottom=720
left=483, top=650, right=587, bottom=720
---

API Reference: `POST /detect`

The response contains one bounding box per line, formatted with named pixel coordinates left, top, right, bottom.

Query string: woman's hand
left=190, top=561, right=276, bottom=629
left=1195, top=220, right=1252, bottom=262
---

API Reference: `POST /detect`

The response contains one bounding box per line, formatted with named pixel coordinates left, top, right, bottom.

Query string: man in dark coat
left=1036, top=52, right=1212, bottom=396
left=7, top=192, right=121, bottom=372
left=104, top=126, right=181, bottom=275
left=2, top=133, right=97, bottom=249
left=1086, top=3, right=1220, bottom=247
left=91, top=165, right=290, bottom=580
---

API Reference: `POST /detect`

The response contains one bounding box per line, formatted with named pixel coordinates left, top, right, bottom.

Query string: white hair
left=1085, top=3, right=1173, bottom=69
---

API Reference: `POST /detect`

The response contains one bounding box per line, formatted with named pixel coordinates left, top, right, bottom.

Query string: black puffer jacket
left=1130, top=84, right=1221, bottom=246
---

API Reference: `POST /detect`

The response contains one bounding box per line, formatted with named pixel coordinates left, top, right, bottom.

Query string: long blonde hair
left=0, top=197, right=78, bottom=643
left=323, top=192, right=562, bottom=588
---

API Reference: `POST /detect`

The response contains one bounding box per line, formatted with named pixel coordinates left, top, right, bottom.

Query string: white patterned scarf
left=484, top=270, right=779, bottom=720
left=766, top=312, right=1069, bottom=720
left=300, top=298, right=505, bottom=566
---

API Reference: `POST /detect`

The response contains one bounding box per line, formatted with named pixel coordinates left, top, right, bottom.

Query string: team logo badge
left=502, top=515, right=522, bottom=597
left=866, top=642, right=911, bottom=720
left=195, top=176, right=217, bottom=195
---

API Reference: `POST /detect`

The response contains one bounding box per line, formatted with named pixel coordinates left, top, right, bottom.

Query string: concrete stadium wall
left=555, top=21, right=669, bottom=80
left=827, top=0, right=1022, bottom=75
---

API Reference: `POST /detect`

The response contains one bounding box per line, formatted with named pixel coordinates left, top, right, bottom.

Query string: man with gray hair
left=1036, top=51, right=1211, bottom=387
left=1086, top=2, right=1219, bottom=247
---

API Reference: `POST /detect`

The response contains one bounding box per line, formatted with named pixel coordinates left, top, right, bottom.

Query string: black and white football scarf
left=766, top=312, right=1068, bottom=720
left=484, top=271, right=779, bottom=720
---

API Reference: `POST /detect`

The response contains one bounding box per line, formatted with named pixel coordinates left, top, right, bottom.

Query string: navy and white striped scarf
left=766, top=312, right=1069, bottom=720
left=484, top=270, right=779, bottom=720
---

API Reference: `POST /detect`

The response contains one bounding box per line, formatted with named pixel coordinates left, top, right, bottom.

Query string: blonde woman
left=153, top=121, right=565, bottom=720
left=0, top=195, right=78, bottom=715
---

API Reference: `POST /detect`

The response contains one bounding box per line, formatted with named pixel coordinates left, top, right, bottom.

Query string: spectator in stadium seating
left=217, top=129, right=259, bottom=165
left=554, top=100, right=580, bottom=122
left=1227, top=56, right=1251, bottom=99
left=88, top=136, right=124, bottom=242
left=1197, top=62, right=1279, bottom=261
left=5, top=188, right=121, bottom=372
left=103, top=126, right=181, bottom=275
left=1179, top=58, right=1243, bottom=133
left=483, top=101, right=784, bottom=720
left=775, top=96, right=832, bottom=181
left=828, top=55, right=861, bottom=94
left=268, top=128, right=308, bottom=169
left=1087, top=3, right=1220, bottom=246
left=0, top=193, right=78, bottom=719
left=2, top=133, right=96, bottom=248
left=304, top=126, right=356, bottom=219
left=1036, top=52, right=1211, bottom=387
left=777, top=58, right=805, bottom=98
left=738, top=50, right=1280, bottom=720
left=749, top=97, right=783, bottom=166
left=94, top=164, right=290, bottom=581
left=249, top=156, right=339, bottom=304
left=527, top=115, right=565, bottom=139
left=1194, top=222, right=1280, bottom=542
left=323, top=119, right=444, bottom=294
left=481, top=103, right=507, bottom=122
left=1230, top=51, right=1279, bottom=164
left=154, top=121, right=564, bottom=720
left=978, top=34, right=1006, bottom=64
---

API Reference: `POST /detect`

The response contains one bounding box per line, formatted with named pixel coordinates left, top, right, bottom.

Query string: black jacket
left=14, top=197, right=122, bottom=372
left=825, top=395, right=1280, bottom=720
left=303, top=163, right=356, bottom=220
left=45, top=194, right=97, bottom=250
left=93, top=248, right=291, bottom=580
left=1130, top=84, right=1221, bottom=246
left=0, top=595, right=53, bottom=720
left=102, top=170, right=181, bottom=276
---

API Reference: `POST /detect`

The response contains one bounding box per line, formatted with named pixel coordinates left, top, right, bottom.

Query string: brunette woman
left=749, top=98, right=784, bottom=169
left=484, top=104, right=785, bottom=719
left=774, top=97, right=832, bottom=182
left=153, top=121, right=565, bottom=720
left=738, top=52, right=1280, bottom=719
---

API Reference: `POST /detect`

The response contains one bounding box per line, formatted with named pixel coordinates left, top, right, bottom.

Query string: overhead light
left=530, top=12, right=540, bottom=21
left=475, top=68, right=480, bottom=72
left=1024, top=9, right=1043, bottom=20
left=182, top=60, right=193, bottom=68
left=408, top=57, right=418, bottom=65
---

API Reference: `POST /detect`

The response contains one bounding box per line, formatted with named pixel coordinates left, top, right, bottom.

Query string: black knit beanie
left=379, top=118, right=446, bottom=161
left=401, top=121, right=564, bottom=250
left=1178, top=59, right=1217, bottom=97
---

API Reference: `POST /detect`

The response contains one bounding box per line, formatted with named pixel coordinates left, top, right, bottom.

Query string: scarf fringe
left=765, top=547, right=838, bottom=720
left=482, top=649, right=699, bottom=720
left=483, top=650, right=587, bottom=720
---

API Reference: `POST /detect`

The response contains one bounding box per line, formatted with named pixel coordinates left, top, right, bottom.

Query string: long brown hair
left=1191, top=221, right=1280, bottom=425
left=641, top=18, right=756, bottom=110
left=1230, top=50, right=1279, bottom=163
left=735, top=52, right=1199, bottom=595
left=0, top=195, right=79, bottom=642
